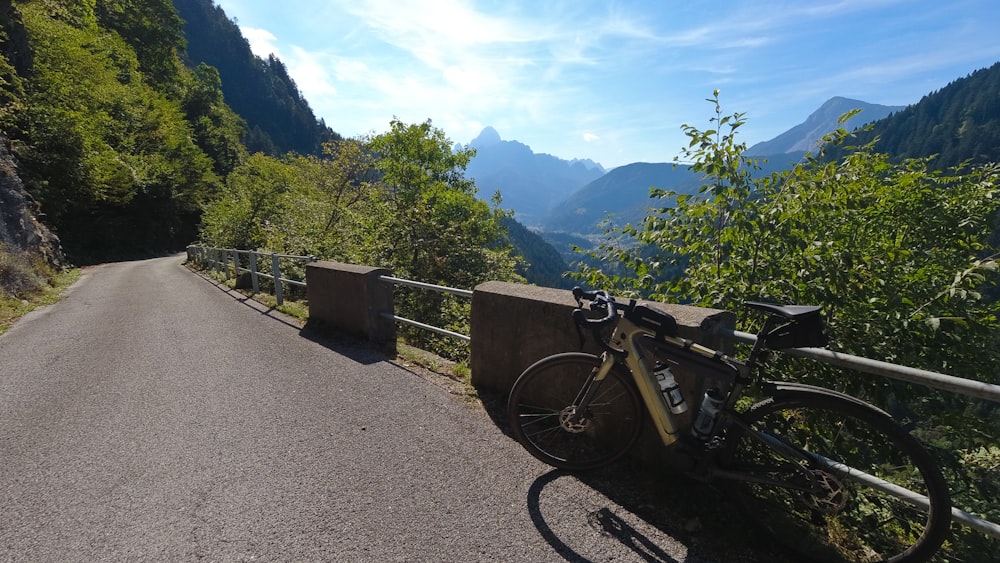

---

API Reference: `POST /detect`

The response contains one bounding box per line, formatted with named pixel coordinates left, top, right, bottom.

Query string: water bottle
left=654, top=364, right=687, bottom=414
left=692, top=388, right=726, bottom=440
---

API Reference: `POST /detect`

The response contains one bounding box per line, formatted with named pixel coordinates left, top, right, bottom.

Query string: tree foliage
left=172, top=0, right=339, bottom=157
left=827, top=61, right=1000, bottom=171
left=0, top=0, right=247, bottom=262
left=200, top=120, right=521, bottom=358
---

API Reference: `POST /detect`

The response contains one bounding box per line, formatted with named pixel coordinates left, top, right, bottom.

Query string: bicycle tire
left=508, top=352, right=642, bottom=471
left=725, top=390, right=951, bottom=563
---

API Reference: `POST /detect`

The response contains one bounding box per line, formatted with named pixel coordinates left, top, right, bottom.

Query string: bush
left=0, top=247, right=50, bottom=298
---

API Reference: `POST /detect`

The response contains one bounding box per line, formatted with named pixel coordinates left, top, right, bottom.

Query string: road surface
left=0, top=255, right=774, bottom=561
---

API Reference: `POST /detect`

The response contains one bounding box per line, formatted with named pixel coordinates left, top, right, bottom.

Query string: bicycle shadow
left=527, top=470, right=683, bottom=562
left=523, top=462, right=793, bottom=563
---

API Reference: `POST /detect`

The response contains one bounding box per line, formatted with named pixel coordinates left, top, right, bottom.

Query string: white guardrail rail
left=186, top=246, right=473, bottom=341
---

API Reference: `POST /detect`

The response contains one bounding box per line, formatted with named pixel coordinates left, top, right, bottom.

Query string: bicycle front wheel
left=727, top=391, right=951, bottom=563
left=508, top=353, right=642, bottom=471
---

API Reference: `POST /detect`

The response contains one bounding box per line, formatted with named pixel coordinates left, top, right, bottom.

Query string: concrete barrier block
left=306, top=261, right=395, bottom=342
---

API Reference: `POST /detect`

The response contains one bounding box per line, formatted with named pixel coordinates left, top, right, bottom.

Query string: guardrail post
left=250, top=251, right=260, bottom=294
left=231, top=251, right=239, bottom=279
left=305, top=261, right=395, bottom=343
left=271, top=253, right=284, bottom=306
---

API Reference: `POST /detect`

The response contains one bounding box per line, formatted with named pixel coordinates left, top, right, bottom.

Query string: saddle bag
left=764, top=314, right=829, bottom=349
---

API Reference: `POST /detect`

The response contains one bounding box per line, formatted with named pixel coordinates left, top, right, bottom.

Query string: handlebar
left=571, top=287, right=619, bottom=328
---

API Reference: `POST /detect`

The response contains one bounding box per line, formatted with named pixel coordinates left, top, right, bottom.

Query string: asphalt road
left=0, top=255, right=775, bottom=562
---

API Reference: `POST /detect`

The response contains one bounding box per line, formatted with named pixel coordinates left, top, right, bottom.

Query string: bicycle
left=507, top=288, right=951, bottom=563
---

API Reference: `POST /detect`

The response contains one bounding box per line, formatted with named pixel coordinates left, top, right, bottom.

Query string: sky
left=212, top=0, right=1000, bottom=169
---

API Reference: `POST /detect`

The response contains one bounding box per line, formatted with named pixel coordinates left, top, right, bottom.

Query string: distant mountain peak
left=464, top=128, right=606, bottom=225
left=746, top=97, right=905, bottom=156
left=471, top=126, right=502, bottom=148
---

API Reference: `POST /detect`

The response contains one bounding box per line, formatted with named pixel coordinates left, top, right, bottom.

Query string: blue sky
left=213, top=0, right=1000, bottom=169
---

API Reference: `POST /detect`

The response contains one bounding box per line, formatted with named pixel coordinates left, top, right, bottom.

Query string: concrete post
left=306, top=261, right=395, bottom=343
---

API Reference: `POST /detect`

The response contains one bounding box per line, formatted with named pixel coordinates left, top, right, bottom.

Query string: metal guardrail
left=378, top=276, right=472, bottom=343
left=187, top=246, right=315, bottom=306
left=718, top=327, right=1000, bottom=539
left=721, top=329, right=1000, bottom=403
left=187, top=246, right=472, bottom=342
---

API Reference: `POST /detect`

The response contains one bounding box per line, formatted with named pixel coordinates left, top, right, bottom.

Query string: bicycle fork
left=565, top=351, right=618, bottom=426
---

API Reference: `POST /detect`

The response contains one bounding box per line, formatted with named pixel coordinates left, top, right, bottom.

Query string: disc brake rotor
left=559, top=406, right=589, bottom=433
left=802, top=469, right=849, bottom=513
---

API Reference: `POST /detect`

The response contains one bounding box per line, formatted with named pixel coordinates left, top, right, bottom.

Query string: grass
left=0, top=266, right=81, bottom=335
left=395, top=341, right=479, bottom=400
left=198, top=265, right=310, bottom=321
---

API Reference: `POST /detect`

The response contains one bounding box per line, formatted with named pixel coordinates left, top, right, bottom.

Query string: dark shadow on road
left=520, top=456, right=792, bottom=562
left=298, top=320, right=388, bottom=366
left=183, top=261, right=387, bottom=366
left=528, top=469, right=682, bottom=562
left=527, top=470, right=589, bottom=562
left=528, top=469, right=689, bottom=562
left=589, top=507, right=682, bottom=562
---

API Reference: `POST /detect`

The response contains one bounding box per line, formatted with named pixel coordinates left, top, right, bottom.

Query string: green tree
left=94, top=0, right=185, bottom=85
left=360, top=119, right=520, bottom=356
left=200, top=153, right=295, bottom=250
left=363, top=118, right=518, bottom=288
left=182, top=63, right=247, bottom=177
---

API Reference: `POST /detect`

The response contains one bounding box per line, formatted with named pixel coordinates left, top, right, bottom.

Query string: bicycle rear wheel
left=508, top=353, right=642, bottom=471
left=726, top=390, right=951, bottom=563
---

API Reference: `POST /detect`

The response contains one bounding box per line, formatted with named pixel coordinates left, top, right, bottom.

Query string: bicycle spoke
left=508, top=353, right=642, bottom=471
left=728, top=393, right=950, bottom=563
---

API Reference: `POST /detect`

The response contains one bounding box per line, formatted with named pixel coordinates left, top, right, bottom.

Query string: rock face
left=0, top=135, right=64, bottom=268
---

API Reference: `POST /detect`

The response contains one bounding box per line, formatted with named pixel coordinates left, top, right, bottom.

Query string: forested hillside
left=0, top=0, right=246, bottom=262
left=827, top=61, right=1000, bottom=169
left=173, top=0, right=339, bottom=156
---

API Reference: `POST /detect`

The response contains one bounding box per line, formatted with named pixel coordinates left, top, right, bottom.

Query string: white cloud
left=287, top=47, right=337, bottom=97
left=240, top=26, right=281, bottom=58
left=583, top=132, right=600, bottom=142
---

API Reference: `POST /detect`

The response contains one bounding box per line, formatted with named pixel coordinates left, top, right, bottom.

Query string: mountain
left=501, top=217, right=574, bottom=289
left=537, top=97, right=907, bottom=237
left=173, top=0, right=340, bottom=156
left=540, top=154, right=798, bottom=236
left=746, top=97, right=905, bottom=156
left=465, top=127, right=605, bottom=225
left=825, top=61, right=1000, bottom=170
left=542, top=163, right=698, bottom=234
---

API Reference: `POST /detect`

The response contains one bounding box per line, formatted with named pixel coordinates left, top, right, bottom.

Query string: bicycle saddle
left=744, top=301, right=822, bottom=321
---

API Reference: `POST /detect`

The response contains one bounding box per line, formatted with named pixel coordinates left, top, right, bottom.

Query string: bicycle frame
left=586, top=314, right=749, bottom=447
left=569, top=314, right=833, bottom=496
